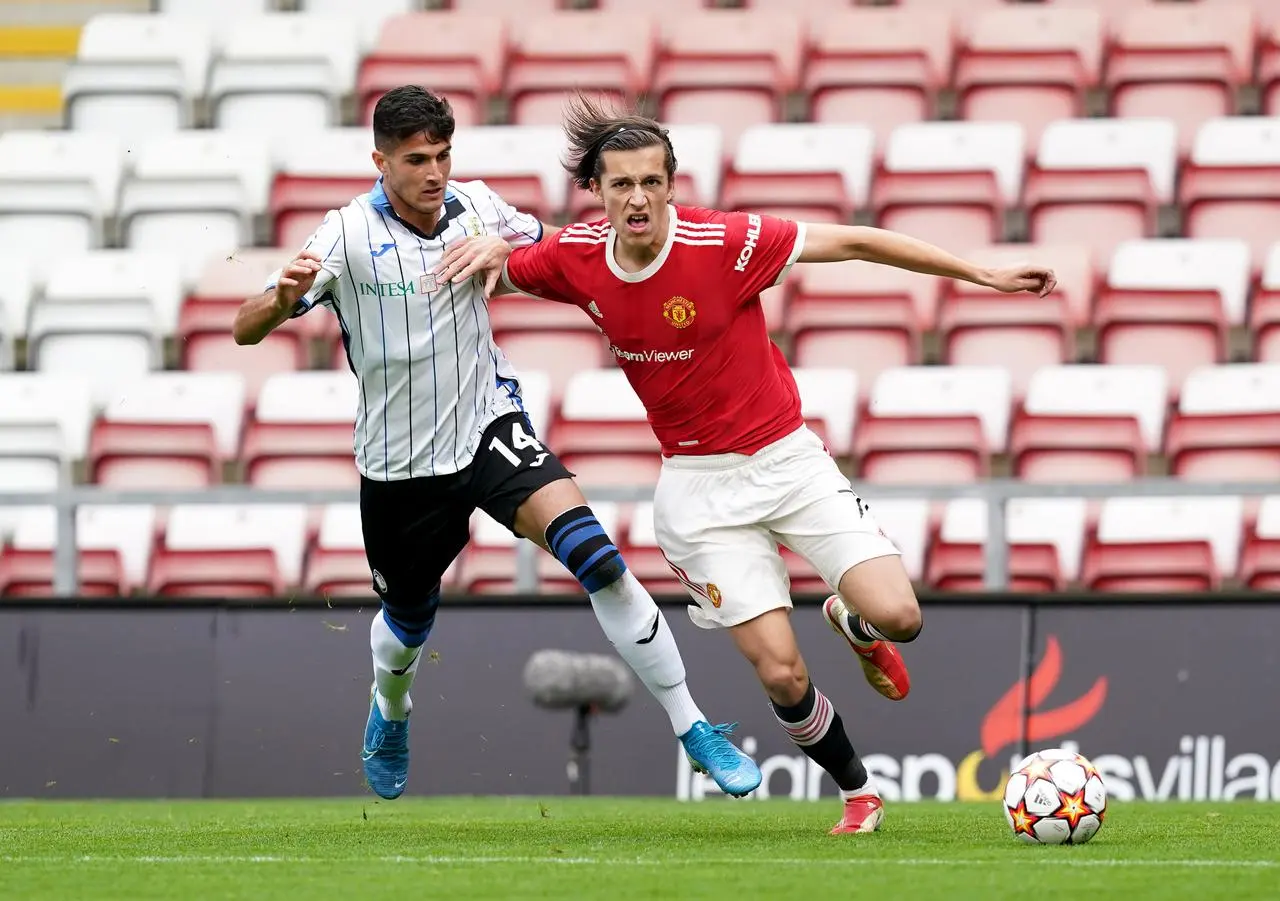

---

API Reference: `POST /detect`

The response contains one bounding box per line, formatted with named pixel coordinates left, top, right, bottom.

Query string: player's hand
left=275, top=250, right=324, bottom=308
left=436, top=236, right=511, bottom=297
left=982, top=264, right=1057, bottom=297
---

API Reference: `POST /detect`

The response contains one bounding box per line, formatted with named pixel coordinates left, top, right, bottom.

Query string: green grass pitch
left=1, top=798, right=1277, bottom=900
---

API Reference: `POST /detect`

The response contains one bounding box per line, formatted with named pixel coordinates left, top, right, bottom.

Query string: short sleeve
left=502, top=236, right=583, bottom=306
left=722, top=211, right=806, bottom=304
left=483, top=183, right=544, bottom=248
left=263, top=209, right=346, bottom=316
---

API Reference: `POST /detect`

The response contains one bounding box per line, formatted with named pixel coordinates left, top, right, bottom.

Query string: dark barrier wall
left=1, top=597, right=1278, bottom=801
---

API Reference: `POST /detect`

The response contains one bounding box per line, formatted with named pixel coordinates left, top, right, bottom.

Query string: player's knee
left=544, top=504, right=628, bottom=594
left=878, top=600, right=923, bottom=643
left=756, top=655, right=809, bottom=707
left=380, top=588, right=440, bottom=649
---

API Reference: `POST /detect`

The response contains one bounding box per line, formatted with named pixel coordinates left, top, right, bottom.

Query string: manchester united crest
left=663, top=296, right=696, bottom=329
left=707, top=583, right=723, bottom=608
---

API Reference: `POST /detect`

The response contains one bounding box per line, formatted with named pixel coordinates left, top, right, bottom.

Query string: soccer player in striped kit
left=444, top=94, right=1056, bottom=834
left=233, top=86, right=761, bottom=801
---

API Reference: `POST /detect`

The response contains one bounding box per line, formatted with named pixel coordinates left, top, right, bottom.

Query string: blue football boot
left=680, top=721, right=762, bottom=798
left=362, top=689, right=410, bottom=800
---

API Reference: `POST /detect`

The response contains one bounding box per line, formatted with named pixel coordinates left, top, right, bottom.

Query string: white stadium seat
left=1036, top=118, right=1179, bottom=203
left=1095, top=496, right=1244, bottom=578
left=0, top=254, right=34, bottom=343
left=731, top=123, right=876, bottom=207
left=513, top=370, right=552, bottom=439
left=791, top=368, right=858, bottom=457
left=861, top=498, right=930, bottom=582
left=1179, top=363, right=1280, bottom=415
left=451, top=126, right=573, bottom=218
left=0, top=373, right=96, bottom=460
left=560, top=369, right=647, bottom=423
left=101, top=373, right=249, bottom=458
left=1023, top=364, right=1169, bottom=451
left=12, top=505, right=158, bottom=587
left=884, top=121, right=1026, bottom=202
left=165, top=504, right=310, bottom=586
left=869, top=366, right=1014, bottom=452
left=1265, top=243, right=1280, bottom=288
left=0, top=460, right=61, bottom=542
left=940, top=498, right=1088, bottom=582
left=1255, top=496, right=1280, bottom=539
left=64, top=15, right=212, bottom=136
left=192, top=248, right=294, bottom=301
left=1107, top=238, right=1253, bottom=325
left=256, top=371, right=358, bottom=424
left=1191, top=117, right=1280, bottom=167
left=209, top=15, right=362, bottom=132
left=318, top=503, right=365, bottom=550
left=664, top=124, right=724, bottom=208
left=272, top=127, right=378, bottom=179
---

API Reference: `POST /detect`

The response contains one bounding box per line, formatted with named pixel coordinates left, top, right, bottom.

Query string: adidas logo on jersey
left=588, top=301, right=603, bottom=318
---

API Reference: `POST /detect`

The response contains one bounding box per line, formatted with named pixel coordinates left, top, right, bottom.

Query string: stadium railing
left=1, top=478, right=1275, bottom=595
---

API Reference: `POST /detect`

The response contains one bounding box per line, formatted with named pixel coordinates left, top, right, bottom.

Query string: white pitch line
left=0, top=855, right=1275, bottom=869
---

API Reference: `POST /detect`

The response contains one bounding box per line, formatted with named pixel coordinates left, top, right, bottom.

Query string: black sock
left=771, top=681, right=869, bottom=792
left=848, top=614, right=923, bottom=644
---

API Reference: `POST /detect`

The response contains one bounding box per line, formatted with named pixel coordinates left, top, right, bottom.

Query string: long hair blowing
left=562, top=92, right=678, bottom=191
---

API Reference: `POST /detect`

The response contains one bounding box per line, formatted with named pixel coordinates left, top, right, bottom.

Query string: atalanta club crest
left=663, top=296, right=696, bottom=329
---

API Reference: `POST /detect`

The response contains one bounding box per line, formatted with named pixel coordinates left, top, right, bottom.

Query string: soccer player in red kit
left=438, top=96, right=1056, bottom=834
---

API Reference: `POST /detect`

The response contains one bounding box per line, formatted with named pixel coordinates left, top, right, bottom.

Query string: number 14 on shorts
left=489, top=419, right=548, bottom=468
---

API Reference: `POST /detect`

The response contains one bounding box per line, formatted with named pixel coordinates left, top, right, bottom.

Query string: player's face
left=373, top=132, right=453, bottom=221
left=593, top=145, right=674, bottom=252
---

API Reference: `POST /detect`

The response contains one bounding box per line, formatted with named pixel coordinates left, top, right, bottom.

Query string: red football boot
left=822, top=595, right=911, bottom=701
left=830, top=793, right=885, bottom=835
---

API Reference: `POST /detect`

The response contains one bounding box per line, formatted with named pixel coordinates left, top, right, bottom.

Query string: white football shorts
left=652, top=425, right=901, bottom=630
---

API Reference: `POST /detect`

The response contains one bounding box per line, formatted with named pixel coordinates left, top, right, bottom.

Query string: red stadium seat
left=954, top=7, right=1102, bottom=153
left=1181, top=118, right=1280, bottom=265
left=89, top=421, right=220, bottom=488
left=802, top=9, right=953, bottom=149
left=947, top=243, right=1096, bottom=328
left=1240, top=496, right=1280, bottom=589
left=938, top=299, right=1069, bottom=403
left=1263, top=20, right=1280, bottom=113
left=1023, top=119, right=1175, bottom=261
left=457, top=510, right=520, bottom=595
left=492, top=329, right=609, bottom=407
left=241, top=422, right=359, bottom=488
left=0, top=548, right=127, bottom=597
left=270, top=175, right=370, bottom=250
left=932, top=498, right=1086, bottom=590
left=854, top=415, right=988, bottom=484
left=791, top=329, right=915, bottom=401
left=926, top=542, right=1062, bottom=593
left=1081, top=540, right=1219, bottom=592
left=356, top=13, right=506, bottom=127
left=153, top=503, right=308, bottom=597
left=1106, top=5, right=1256, bottom=156
left=655, top=11, right=801, bottom=150
left=559, top=453, right=662, bottom=490
left=505, top=13, right=654, bottom=126
left=487, top=293, right=599, bottom=332
left=621, top=501, right=695, bottom=597
left=1166, top=364, right=1280, bottom=481
left=148, top=548, right=284, bottom=597
left=1252, top=245, right=1280, bottom=362
left=302, top=504, right=375, bottom=598
left=552, top=370, right=658, bottom=457
left=181, top=301, right=308, bottom=409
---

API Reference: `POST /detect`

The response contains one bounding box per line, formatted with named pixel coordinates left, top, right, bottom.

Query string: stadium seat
left=0, top=548, right=127, bottom=598
left=1106, top=4, right=1256, bottom=155
left=244, top=371, right=358, bottom=488
left=1181, top=117, right=1280, bottom=265
left=721, top=124, right=874, bottom=223
left=357, top=13, right=505, bottom=128
left=0, top=459, right=61, bottom=547
left=618, top=501, right=686, bottom=597
left=1024, top=118, right=1176, bottom=260
left=63, top=14, right=210, bottom=136
left=791, top=368, right=858, bottom=458
left=0, top=373, right=95, bottom=464
left=874, top=121, right=1025, bottom=248
left=802, top=9, right=953, bottom=150
left=927, top=498, right=1089, bottom=591
left=1084, top=496, right=1243, bottom=592
left=120, top=132, right=272, bottom=285
left=89, top=373, right=246, bottom=488
left=492, top=330, right=608, bottom=408
left=1265, top=18, right=1280, bottom=114
left=0, top=131, right=124, bottom=267
left=9, top=504, right=157, bottom=594
left=509, top=370, right=553, bottom=440
left=559, top=452, right=662, bottom=491
left=209, top=15, right=361, bottom=132
left=41, top=250, right=185, bottom=336
left=1096, top=238, right=1249, bottom=398
left=862, top=498, right=930, bottom=584
left=458, top=509, right=520, bottom=594
left=268, top=127, right=377, bottom=248
left=0, top=254, right=33, bottom=367
left=506, top=13, right=655, bottom=126
left=449, top=0, right=561, bottom=11
left=786, top=257, right=934, bottom=349
left=954, top=6, right=1102, bottom=153
left=1166, top=364, right=1280, bottom=481
left=303, top=503, right=376, bottom=598
left=156, top=0, right=271, bottom=15
left=181, top=249, right=310, bottom=406
left=449, top=127, right=573, bottom=221
left=653, top=11, right=801, bottom=151
left=553, top=369, right=657, bottom=456
left=152, top=504, right=309, bottom=596
left=1240, top=495, right=1280, bottom=589
left=1252, top=243, right=1280, bottom=362
left=1015, top=365, right=1167, bottom=483
left=859, top=366, right=1012, bottom=483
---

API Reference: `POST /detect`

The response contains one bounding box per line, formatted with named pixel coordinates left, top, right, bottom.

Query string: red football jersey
left=502, top=204, right=807, bottom=456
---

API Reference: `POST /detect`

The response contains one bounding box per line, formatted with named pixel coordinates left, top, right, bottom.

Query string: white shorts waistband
left=660, top=425, right=811, bottom=473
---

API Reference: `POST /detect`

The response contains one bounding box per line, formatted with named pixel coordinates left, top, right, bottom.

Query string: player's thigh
left=360, top=474, right=470, bottom=625
left=652, top=463, right=792, bottom=630
left=470, top=412, right=576, bottom=543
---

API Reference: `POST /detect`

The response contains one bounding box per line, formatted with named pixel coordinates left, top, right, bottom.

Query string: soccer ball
left=1002, top=748, right=1106, bottom=845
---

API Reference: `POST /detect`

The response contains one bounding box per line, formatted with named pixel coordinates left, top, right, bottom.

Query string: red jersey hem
left=658, top=414, right=805, bottom=458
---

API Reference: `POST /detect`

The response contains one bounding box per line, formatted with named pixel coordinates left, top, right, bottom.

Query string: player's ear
left=589, top=178, right=603, bottom=201
left=372, top=150, right=388, bottom=177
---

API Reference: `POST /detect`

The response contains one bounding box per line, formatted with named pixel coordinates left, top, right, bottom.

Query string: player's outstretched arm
left=232, top=250, right=322, bottom=345
left=798, top=223, right=1056, bottom=296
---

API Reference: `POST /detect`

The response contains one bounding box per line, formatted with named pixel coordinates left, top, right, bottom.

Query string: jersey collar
left=368, top=177, right=463, bottom=240
left=606, top=204, right=678, bottom=283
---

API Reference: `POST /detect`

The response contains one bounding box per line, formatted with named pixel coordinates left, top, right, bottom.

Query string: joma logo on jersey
left=359, top=280, right=416, bottom=297
left=734, top=213, right=762, bottom=273
left=663, top=296, right=696, bottom=329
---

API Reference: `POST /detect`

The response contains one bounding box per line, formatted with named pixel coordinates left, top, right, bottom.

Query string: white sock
left=840, top=780, right=880, bottom=801
left=371, top=610, right=423, bottom=721
left=589, top=570, right=706, bottom=736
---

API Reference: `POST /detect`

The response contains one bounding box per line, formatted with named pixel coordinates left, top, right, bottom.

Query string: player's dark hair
left=373, top=85, right=455, bottom=153
left=563, top=92, right=677, bottom=191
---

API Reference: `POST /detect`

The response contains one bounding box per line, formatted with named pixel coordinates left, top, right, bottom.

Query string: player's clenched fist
left=275, top=250, right=324, bottom=306
left=983, top=264, right=1057, bottom=298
